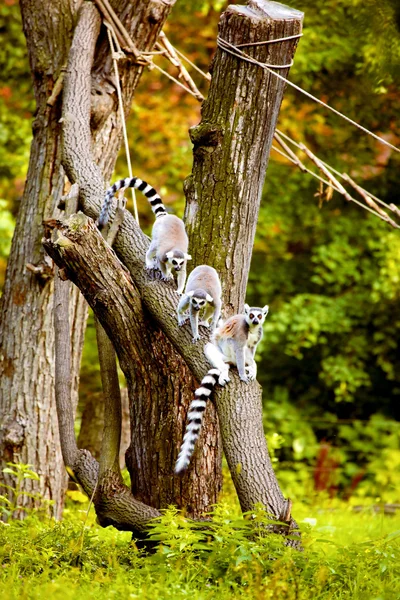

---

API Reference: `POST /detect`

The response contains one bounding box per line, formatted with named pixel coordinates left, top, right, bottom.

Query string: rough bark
left=78, top=388, right=130, bottom=468
left=0, top=0, right=80, bottom=519
left=46, top=1, right=303, bottom=537
left=61, top=0, right=221, bottom=516
left=184, top=0, right=304, bottom=520
left=185, top=0, right=303, bottom=312
left=0, top=0, right=178, bottom=518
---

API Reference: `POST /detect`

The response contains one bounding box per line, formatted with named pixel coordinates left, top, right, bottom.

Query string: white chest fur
left=247, top=327, right=261, bottom=349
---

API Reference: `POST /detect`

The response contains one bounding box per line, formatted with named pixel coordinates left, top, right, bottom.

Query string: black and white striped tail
left=98, top=176, right=167, bottom=229
left=175, top=368, right=220, bottom=475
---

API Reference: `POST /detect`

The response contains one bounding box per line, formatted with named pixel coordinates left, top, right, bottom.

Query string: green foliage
left=0, top=498, right=399, bottom=599
left=0, top=1, right=34, bottom=202
left=0, top=462, right=53, bottom=520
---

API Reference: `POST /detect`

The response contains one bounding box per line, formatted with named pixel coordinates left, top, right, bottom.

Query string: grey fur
left=177, top=265, right=222, bottom=341
left=205, top=304, right=269, bottom=384
left=98, top=176, right=191, bottom=294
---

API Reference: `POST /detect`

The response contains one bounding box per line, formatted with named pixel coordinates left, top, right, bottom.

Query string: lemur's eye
left=258, top=314, right=262, bottom=320
left=172, top=259, right=177, bottom=264
left=249, top=313, right=254, bottom=319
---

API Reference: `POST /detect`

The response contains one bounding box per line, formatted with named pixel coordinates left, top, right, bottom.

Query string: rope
left=217, top=36, right=400, bottom=155
left=237, top=32, right=303, bottom=47
left=143, top=56, right=202, bottom=99
left=271, top=144, right=396, bottom=225
left=218, top=36, right=294, bottom=69
left=105, top=22, right=139, bottom=224
left=276, top=129, right=397, bottom=214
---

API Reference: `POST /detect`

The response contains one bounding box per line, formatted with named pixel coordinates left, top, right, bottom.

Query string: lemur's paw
left=245, top=365, right=257, bottom=380
left=218, top=371, right=230, bottom=386
left=192, top=335, right=200, bottom=343
left=178, top=318, right=188, bottom=327
left=239, top=374, right=250, bottom=384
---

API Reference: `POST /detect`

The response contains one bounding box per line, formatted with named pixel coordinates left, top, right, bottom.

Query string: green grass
left=0, top=494, right=399, bottom=600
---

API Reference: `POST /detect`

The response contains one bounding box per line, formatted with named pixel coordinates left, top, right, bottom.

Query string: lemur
left=205, top=304, right=269, bottom=384
left=98, top=177, right=191, bottom=294
left=175, top=303, right=269, bottom=474
left=177, top=265, right=222, bottom=342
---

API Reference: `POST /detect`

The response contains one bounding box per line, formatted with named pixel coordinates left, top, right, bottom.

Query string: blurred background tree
left=1, top=0, right=399, bottom=504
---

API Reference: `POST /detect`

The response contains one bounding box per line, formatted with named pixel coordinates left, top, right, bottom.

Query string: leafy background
left=1, top=0, right=400, bottom=504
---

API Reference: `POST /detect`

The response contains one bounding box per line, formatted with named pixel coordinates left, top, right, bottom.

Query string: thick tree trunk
left=0, top=0, right=176, bottom=517
left=60, top=0, right=221, bottom=517
left=41, top=2, right=301, bottom=540
left=78, top=388, right=129, bottom=468
left=0, top=0, right=80, bottom=519
left=185, top=0, right=303, bottom=521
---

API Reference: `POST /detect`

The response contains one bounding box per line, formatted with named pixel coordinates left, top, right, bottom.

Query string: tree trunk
left=78, top=388, right=129, bottom=468
left=0, top=0, right=79, bottom=519
left=0, top=0, right=175, bottom=518
left=185, top=1, right=303, bottom=520
left=43, top=0, right=303, bottom=540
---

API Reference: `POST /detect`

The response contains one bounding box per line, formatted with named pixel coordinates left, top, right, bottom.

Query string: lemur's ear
left=166, top=251, right=174, bottom=259
left=187, top=290, right=194, bottom=297
left=262, top=305, right=269, bottom=315
left=206, top=294, right=213, bottom=303
left=185, top=253, right=192, bottom=260
left=244, top=304, right=250, bottom=314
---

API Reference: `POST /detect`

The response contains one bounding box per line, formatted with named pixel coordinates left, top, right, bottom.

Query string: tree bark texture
left=48, top=0, right=303, bottom=536
left=184, top=0, right=304, bottom=521
left=185, top=0, right=303, bottom=314
left=77, top=388, right=130, bottom=469
left=0, top=0, right=175, bottom=518
left=61, top=1, right=221, bottom=516
left=0, top=0, right=81, bottom=519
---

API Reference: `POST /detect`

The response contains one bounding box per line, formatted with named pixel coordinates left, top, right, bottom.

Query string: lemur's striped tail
left=175, top=368, right=221, bottom=475
left=98, top=176, right=167, bottom=229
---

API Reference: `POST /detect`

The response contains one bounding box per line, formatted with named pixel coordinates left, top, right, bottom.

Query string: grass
left=0, top=491, right=399, bottom=600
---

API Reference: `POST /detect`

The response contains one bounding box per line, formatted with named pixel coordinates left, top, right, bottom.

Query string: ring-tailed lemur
left=175, top=303, right=269, bottom=474
left=205, top=303, right=269, bottom=384
left=98, top=177, right=191, bottom=294
left=175, top=368, right=221, bottom=474
left=177, top=265, right=222, bottom=342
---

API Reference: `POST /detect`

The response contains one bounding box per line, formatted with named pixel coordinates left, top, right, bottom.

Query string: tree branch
left=51, top=0, right=303, bottom=540
left=53, top=184, right=80, bottom=468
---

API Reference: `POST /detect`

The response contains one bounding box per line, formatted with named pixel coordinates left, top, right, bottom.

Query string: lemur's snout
left=194, top=305, right=201, bottom=312
left=175, top=265, right=181, bottom=271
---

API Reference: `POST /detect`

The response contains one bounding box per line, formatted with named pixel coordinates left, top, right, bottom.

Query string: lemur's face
left=244, top=304, right=269, bottom=327
left=187, top=289, right=213, bottom=311
left=170, top=257, right=184, bottom=272
left=166, top=251, right=192, bottom=272
left=191, top=297, right=206, bottom=312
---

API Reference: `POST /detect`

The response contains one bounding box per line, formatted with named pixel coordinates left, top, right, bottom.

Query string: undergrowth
left=0, top=492, right=399, bottom=600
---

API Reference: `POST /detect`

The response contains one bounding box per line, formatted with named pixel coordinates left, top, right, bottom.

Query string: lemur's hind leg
left=177, top=294, right=190, bottom=326
left=204, top=343, right=230, bottom=385
left=199, top=303, right=215, bottom=328
left=245, top=346, right=257, bottom=380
